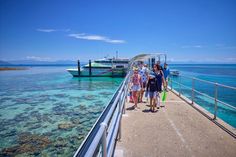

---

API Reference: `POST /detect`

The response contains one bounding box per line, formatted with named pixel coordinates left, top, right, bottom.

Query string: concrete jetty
left=114, top=91, right=236, bottom=157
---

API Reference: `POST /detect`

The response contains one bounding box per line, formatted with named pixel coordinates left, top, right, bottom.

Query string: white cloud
left=68, top=33, right=125, bottom=44
left=26, top=56, right=51, bottom=61
left=36, top=29, right=57, bottom=33
left=36, top=28, right=71, bottom=33
left=181, top=45, right=203, bottom=49
left=193, top=45, right=202, bottom=48
left=106, top=39, right=125, bottom=43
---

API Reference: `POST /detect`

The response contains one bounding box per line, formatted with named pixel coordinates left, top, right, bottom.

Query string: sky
left=0, top=0, right=236, bottom=63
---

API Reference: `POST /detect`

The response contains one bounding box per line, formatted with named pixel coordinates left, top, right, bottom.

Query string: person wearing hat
left=146, top=72, right=158, bottom=112
left=130, top=67, right=142, bottom=108
left=138, top=62, right=149, bottom=103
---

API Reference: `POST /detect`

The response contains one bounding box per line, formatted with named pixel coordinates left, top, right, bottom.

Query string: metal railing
left=169, top=75, right=236, bottom=120
left=73, top=72, right=130, bottom=157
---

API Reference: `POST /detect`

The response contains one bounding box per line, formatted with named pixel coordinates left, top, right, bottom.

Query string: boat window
left=116, top=65, right=124, bottom=68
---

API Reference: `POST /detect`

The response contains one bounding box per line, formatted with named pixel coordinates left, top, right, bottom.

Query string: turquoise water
left=169, top=64, right=236, bottom=128
left=0, top=66, right=123, bottom=156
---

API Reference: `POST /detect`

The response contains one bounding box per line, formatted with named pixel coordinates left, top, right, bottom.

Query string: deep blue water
left=169, top=64, right=236, bottom=128
left=0, top=66, right=123, bottom=156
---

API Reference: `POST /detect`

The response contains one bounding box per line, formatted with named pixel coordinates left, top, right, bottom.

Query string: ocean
left=0, top=64, right=235, bottom=156
left=169, top=64, right=236, bottom=128
left=0, top=66, right=123, bottom=156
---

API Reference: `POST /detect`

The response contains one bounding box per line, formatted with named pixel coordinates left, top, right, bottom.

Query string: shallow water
left=0, top=66, right=123, bottom=156
left=169, top=64, right=236, bottom=128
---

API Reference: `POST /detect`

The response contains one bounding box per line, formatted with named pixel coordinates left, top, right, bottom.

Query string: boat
left=94, top=57, right=129, bottom=69
left=67, top=57, right=129, bottom=77
left=170, top=69, right=180, bottom=76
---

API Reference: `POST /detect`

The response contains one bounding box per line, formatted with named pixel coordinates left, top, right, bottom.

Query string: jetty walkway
left=114, top=91, right=236, bottom=157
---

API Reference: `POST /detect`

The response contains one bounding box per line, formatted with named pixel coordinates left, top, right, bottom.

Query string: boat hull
left=170, top=71, right=180, bottom=76
left=67, top=68, right=126, bottom=77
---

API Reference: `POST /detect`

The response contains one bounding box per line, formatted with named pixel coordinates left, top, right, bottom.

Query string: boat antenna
left=116, top=51, right=118, bottom=59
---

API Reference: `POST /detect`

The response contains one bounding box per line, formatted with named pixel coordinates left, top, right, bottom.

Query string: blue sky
left=0, top=0, right=236, bottom=63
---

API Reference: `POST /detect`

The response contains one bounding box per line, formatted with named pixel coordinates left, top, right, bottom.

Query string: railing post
left=123, top=86, right=127, bottom=114
left=179, top=76, right=181, bottom=96
left=77, top=60, right=80, bottom=76
left=170, top=77, right=173, bottom=91
left=118, top=90, right=122, bottom=112
left=101, top=123, right=107, bottom=157
left=213, top=83, right=218, bottom=120
left=89, top=60, right=92, bottom=76
left=192, top=78, right=195, bottom=104
left=118, top=89, right=124, bottom=140
left=118, top=116, right=122, bottom=141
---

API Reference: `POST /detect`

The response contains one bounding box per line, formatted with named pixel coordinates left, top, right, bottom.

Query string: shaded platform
left=115, top=91, right=236, bottom=157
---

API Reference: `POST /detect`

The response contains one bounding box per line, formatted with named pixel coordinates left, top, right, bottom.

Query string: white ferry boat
left=67, top=57, right=129, bottom=77
left=170, top=69, right=180, bottom=76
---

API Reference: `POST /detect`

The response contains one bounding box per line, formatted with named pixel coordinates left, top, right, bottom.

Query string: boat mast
left=116, top=51, right=118, bottom=59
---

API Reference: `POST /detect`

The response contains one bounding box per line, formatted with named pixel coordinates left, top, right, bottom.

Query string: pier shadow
left=142, top=109, right=151, bottom=113
left=142, top=109, right=158, bottom=113
left=126, top=106, right=135, bottom=111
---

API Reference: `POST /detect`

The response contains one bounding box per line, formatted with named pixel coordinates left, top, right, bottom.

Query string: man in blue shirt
left=163, top=63, right=170, bottom=91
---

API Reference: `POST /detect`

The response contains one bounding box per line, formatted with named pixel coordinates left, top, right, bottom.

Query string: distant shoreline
left=0, top=67, right=28, bottom=71
left=0, top=64, right=77, bottom=67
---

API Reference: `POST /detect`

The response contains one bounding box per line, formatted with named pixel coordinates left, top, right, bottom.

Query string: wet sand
left=0, top=67, right=28, bottom=71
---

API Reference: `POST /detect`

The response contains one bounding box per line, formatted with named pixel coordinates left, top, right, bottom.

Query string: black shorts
left=142, top=82, right=147, bottom=88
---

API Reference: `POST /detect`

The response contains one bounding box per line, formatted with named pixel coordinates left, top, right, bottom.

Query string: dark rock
left=14, top=114, right=28, bottom=123
left=43, top=132, right=53, bottom=136
left=54, top=94, right=67, bottom=98
left=0, top=146, right=18, bottom=156
left=79, top=118, right=88, bottom=124
left=70, top=117, right=80, bottom=124
left=1, top=129, right=17, bottom=138
left=54, top=137, right=67, bottom=148
left=99, top=91, right=113, bottom=96
left=1, top=133, right=51, bottom=156
left=30, top=111, right=40, bottom=116
left=58, top=122, right=75, bottom=130
left=70, top=135, right=85, bottom=144
left=28, top=124, right=41, bottom=130
left=64, top=103, right=73, bottom=106
left=33, top=151, right=40, bottom=156
left=0, top=97, right=12, bottom=102
left=82, top=95, right=96, bottom=100
left=24, top=107, right=34, bottom=111
left=23, top=121, right=37, bottom=128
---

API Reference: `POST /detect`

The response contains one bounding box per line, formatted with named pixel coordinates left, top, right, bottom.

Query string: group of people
left=129, top=61, right=170, bottom=112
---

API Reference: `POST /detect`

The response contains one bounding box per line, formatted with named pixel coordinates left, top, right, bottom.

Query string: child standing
left=146, top=73, right=157, bottom=112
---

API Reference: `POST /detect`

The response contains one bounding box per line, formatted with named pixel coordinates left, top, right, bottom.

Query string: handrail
left=74, top=72, right=131, bottom=157
left=171, top=79, right=215, bottom=101
left=169, top=75, right=236, bottom=121
left=179, top=75, right=236, bottom=90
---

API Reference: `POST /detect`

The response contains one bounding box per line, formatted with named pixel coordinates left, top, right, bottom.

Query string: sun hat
left=133, top=67, right=139, bottom=71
